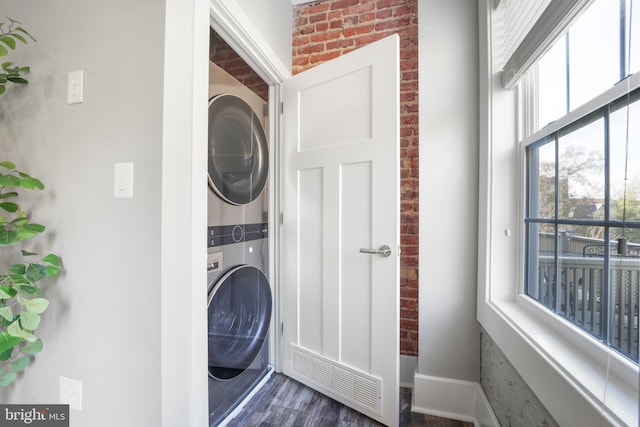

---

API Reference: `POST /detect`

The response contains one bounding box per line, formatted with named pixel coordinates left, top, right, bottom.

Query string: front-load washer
left=207, top=228, right=271, bottom=426
left=208, top=61, right=269, bottom=227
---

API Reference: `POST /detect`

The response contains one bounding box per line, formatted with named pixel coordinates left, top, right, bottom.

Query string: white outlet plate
left=60, top=376, right=82, bottom=411
left=67, top=70, right=84, bottom=104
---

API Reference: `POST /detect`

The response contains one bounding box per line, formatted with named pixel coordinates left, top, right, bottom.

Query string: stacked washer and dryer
left=207, top=62, right=272, bottom=426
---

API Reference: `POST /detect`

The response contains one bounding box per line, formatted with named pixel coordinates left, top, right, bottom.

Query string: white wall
left=417, top=0, right=480, bottom=381
left=0, top=1, right=165, bottom=425
left=235, top=0, right=293, bottom=70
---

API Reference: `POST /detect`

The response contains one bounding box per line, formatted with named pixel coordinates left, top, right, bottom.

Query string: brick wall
left=292, top=0, right=419, bottom=356
left=210, top=29, right=269, bottom=102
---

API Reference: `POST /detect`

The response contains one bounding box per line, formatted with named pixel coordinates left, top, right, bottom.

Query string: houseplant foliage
left=0, top=18, right=60, bottom=387
left=0, top=16, right=36, bottom=95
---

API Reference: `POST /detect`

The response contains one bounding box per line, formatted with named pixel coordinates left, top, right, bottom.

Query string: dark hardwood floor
left=225, top=373, right=474, bottom=427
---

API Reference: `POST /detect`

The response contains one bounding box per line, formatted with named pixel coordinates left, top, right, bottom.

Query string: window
left=524, top=0, right=639, bottom=363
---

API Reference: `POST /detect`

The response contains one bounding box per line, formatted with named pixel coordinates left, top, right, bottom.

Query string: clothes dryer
left=208, top=62, right=269, bottom=227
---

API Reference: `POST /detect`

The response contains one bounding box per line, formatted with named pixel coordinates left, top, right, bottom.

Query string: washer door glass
left=208, top=94, right=268, bottom=205
left=207, top=265, right=272, bottom=380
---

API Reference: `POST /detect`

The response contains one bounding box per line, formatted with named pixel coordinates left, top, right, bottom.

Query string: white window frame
left=477, top=1, right=640, bottom=426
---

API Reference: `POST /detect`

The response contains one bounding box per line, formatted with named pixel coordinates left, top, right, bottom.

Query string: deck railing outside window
left=529, top=232, right=639, bottom=362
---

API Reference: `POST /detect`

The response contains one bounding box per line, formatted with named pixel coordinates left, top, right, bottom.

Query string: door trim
left=209, top=0, right=291, bottom=85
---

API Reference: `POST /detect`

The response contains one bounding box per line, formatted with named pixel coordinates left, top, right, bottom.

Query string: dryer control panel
left=207, top=252, right=223, bottom=272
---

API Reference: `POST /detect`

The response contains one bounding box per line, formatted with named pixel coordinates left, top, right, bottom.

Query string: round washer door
left=208, top=94, right=269, bottom=206
left=207, top=265, right=272, bottom=380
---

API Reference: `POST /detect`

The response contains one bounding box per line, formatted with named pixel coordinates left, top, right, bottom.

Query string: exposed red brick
left=326, top=38, right=355, bottom=50
left=342, top=24, right=374, bottom=38
left=330, top=0, right=360, bottom=10
left=310, top=30, right=342, bottom=43
left=315, top=22, right=330, bottom=32
left=296, top=43, right=325, bottom=56
left=377, top=0, right=408, bottom=8
left=376, top=9, right=393, bottom=20
left=345, top=2, right=376, bottom=15
left=310, top=13, right=328, bottom=23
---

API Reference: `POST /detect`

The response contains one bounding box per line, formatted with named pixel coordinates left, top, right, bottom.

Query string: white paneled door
left=280, top=35, right=400, bottom=426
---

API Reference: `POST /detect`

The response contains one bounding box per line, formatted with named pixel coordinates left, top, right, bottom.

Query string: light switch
left=67, top=70, right=84, bottom=104
left=114, top=162, right=134, bottom=199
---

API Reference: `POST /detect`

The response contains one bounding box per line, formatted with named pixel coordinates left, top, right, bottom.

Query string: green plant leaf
left=0, top=371, right=17, bottom=386
left=0, top=44, right=7, bottom=57
left=18, top=174, right=44, bottom=189
left=42, top=254, right=60, bottom=266
left=6, top=76, right=27, bottom=85
left=0, top=229, right=18, bottom=246
left=24, top=224, right=45, bottom=233
left=22, top=339, right=42, bottom=355
left=0, top=174, right=20, bottom=186
left=0, top=191, right=18, bottom=199
left=0, top=286, right=17, bottom=299
left=0, top=306, right=12, bottom=322
left=0, top=85, right=5, bottom=95
left=19, top=311, right=40, bottom=330
left=18, top=285, right=39, bottom=296
left=1, top=61, right=12, bottom=70
left=10, top=33, right=26, bottom=44
left=44, top=266, right=60, bottom=277
left=11, top=356, right=30, bottom=371
left=9, top=264, right=25, bottom=274
left=0, top=202, right=18, bottom=213
left=0, top=161, right=15, bottom=169
left=17, top=224, right=45, bottom=241
left=0, top=348, right=12, bottom=361
left=11, top=217, right=29, bottom=225
left=20, top=297, right=48, bottom=314
left=25, top=264, right=46, bottom=282
left=21, top=249, right=37, bottom=256
left=14, top=27, right=37, bottom=42
left=7, top=319, right=36, bottom=342
left=0, top=331, right=20, bottom=354
left=3, top=273, right=27, bottom=284
left=0, top=36, right=16, bottom=50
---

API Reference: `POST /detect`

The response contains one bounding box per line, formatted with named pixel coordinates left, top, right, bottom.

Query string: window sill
left=479, top=294, right=639, bottom=426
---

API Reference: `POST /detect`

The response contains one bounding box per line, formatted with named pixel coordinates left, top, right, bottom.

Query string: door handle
left=359, top=245, right=392, bottom=257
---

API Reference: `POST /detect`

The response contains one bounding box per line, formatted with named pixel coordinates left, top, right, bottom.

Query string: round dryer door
left=207, top=265, right=271, bottom=380
left=208, top=94, right=269, bottom=205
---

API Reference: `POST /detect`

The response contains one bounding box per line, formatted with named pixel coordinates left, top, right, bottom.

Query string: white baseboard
left=412, top=373, right=499, bottom=427
left=400, top=355, right=417, bottom=388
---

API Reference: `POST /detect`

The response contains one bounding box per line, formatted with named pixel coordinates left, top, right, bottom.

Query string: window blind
left=499, top=0, right=593, bottom=89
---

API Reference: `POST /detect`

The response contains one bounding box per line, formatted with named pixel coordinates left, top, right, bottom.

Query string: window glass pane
left=538, top=39, right=568, bottom=128
left=609, top=226, right=640, bottom=361
left=568, top=0, right=621, bottom=110
left=610, top=96, right=640, bottom=221
left=529, top=141, right=556, bottom=219
left=557, top=226, right=606, bottom=337
left=527, top=223, right=556, bottom=311
left=558, top=118, right=605, bottom=220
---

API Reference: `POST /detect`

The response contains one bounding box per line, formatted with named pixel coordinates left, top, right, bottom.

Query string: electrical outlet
left=67, top=70, right=84, bottom=104
left=60, top=376, right=82, bottom=411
